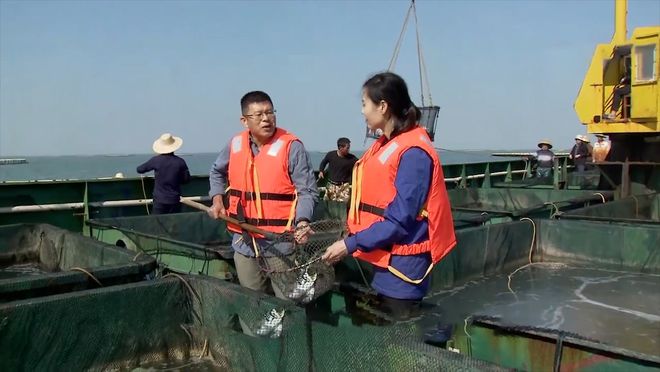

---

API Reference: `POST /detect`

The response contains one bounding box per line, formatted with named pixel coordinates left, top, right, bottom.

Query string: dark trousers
left=612, top=85, right=631, bottom=112
left=536, top=167, right=552, bottom=178
left=152, top=202, right=182, bottom=215
left=378, top=295, right=422, bottom=321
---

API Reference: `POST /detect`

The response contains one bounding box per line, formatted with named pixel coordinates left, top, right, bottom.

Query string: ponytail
left=405, top=104, right=420, bottom=126
left=390, top=103, right=419, bottom=138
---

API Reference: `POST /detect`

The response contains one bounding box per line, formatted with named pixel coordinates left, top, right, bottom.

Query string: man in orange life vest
left=208, top=91, right=318, bottom=298
left=322, top=72, right=456, bottom=320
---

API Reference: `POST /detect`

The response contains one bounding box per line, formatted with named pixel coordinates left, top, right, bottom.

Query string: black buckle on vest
left=358, top=202, right=385, bottom=217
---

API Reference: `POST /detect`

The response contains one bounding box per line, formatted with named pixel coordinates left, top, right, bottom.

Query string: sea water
left=0, top=150, right=519, bottom=182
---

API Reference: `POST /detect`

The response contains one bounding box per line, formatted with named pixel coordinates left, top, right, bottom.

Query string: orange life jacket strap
left=251, top=160, right=263, bottom=218
left=285, top=191, right=298, bottom=231
left=348, top=162, right=363, bottom=223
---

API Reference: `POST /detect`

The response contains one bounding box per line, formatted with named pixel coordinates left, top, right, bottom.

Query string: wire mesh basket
left=256, top=219, right=346, bottom=304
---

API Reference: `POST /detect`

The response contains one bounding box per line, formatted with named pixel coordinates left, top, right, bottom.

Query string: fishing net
left=0, top=275, right=507, bottom=371
left=255, top=219, right=346, bottom=304
left=0, top=223, right=157, bottom=302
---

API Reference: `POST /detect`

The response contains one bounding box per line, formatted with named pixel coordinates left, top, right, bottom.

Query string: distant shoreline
left=0, top=149, right=540, bottom=158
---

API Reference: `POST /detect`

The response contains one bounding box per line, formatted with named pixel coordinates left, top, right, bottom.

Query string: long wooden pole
left=180, top=197, right=279, bottom=240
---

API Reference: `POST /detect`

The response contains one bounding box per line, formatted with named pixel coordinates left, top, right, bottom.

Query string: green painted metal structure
left=324, top=219, right=660, bottom=370
left=88, top=212, right=235, bottom=280
left=0, top=160, right=528, bottom=232
left=0, top=275, right=507, bottom=371
left=1, top=158, right=659, bottom=370
left=561, top=192, right=660, bottom=224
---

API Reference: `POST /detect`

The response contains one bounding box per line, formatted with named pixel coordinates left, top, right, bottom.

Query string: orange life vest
left=226, top=128, right=298, bottom=237
left=592, top=140, right=611, bottom=162
left=347, top=126, right=456, bottom=284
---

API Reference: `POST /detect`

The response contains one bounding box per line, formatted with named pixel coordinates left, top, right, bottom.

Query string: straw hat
left=152, top=133, right=183, bottom=154
left=595, top=133, right=607, bottom=138
left=574, top=134, right=589, bottom=143
left=537, top=139, right=553, bottom=149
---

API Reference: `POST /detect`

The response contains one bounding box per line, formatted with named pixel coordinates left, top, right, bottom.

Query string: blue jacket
left=345, top=148, right=433, bottom=300
left=137, top=154, right=190, bottom=204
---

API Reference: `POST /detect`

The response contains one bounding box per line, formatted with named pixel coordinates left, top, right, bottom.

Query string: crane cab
left=574, top=2, right=659, bottom=135
left=574, top=0, right=659, bottom=194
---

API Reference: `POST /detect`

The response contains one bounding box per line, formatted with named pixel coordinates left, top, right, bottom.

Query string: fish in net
left=254, top=219, right=346, bottom=304
left=178, top=198, right=345, bottom=304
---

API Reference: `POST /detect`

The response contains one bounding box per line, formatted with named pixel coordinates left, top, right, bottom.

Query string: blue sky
left=1, top=0, right=659, bottom=156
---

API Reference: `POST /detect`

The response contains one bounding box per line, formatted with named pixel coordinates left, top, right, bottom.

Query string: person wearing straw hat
left=534, top=139, right=555, bottom=178
left=569, top=134, right=591, bottom=173
left=592, top=134, right=611, bottom=163
left=137, top=133, right=190, bottom=214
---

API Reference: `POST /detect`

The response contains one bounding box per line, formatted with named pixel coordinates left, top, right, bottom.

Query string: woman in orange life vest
left=322, top=72, right=456, bottom=319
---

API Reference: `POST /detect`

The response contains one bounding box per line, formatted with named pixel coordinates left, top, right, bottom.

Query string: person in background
left=208, top=91, right=318, bottom=299
left=592, top=134, right=611, bottom=163
left=318, top=137, right=358, bottom=203
left=534, top=139, right=555, bottom=178
left=569, top=135, right=591, bottom=173
left=604, top=59, right=631, bottom=121
left=137, top=133, right=190, bottom=214
left=322, top=72, right=456, bottom=320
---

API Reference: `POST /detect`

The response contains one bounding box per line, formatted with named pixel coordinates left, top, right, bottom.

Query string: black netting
left=0, top=223, right=156, bottom=302
left=88, top=213, right=236, bottom=280
left=0, top=275, right=507, bottom=371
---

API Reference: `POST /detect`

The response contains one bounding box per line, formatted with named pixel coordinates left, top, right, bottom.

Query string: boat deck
left=425, top=264, right=660, bottom=359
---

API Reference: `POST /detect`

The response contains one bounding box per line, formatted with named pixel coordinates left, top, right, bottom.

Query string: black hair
left=240, top=91, right=274, bottom=114
left=362, top=72, right=419, bottom=136
left=337, top=137, right=351, bottom=149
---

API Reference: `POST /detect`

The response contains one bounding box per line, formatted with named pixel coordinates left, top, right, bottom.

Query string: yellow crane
left=574, top=0, right=659, bottom=192
left=575, top=0, right=658, bottom=135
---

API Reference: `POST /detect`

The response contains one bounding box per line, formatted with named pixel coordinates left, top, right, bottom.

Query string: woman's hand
left=322, top=239, right=349, bottom=265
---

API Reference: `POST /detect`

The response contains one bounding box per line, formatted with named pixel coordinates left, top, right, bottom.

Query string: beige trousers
left=233, top=251, right=291, bottom=300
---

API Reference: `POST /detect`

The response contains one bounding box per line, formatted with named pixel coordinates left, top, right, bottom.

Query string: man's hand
left=318, top=171, right=325, bottom=180
left=322, top=239, right=348, bottom=265
left=208, top=195, right=226, bottom=219
left=294, top=221, right=313, bottom=244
